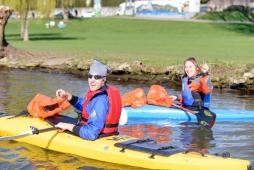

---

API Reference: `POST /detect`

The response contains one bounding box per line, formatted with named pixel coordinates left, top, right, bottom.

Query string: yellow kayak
left=0, top=114, right=252, bottom=170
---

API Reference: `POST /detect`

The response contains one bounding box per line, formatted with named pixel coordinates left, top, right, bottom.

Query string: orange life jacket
left=147, top=85, right=173, bottom=107
left=27, top=93, right=71, bottom=118
left=81, top=86, right=122, bottom=134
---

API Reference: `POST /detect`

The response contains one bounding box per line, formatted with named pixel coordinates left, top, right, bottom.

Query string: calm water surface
left=0, top=68, right=254, bottom=169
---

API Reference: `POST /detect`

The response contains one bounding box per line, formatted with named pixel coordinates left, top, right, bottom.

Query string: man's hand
left=56, top=89, right=72, bottom=100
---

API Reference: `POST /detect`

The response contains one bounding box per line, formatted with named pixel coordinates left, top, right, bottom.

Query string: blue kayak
left=122, top=105, right=254, bottom=123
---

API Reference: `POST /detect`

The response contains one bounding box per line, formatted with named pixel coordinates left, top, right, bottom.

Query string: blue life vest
left=182, top=76, right=212, bottom=109
left=203, top=93, right=212, bottom=108
left=182, top=77, right=194, bottom=106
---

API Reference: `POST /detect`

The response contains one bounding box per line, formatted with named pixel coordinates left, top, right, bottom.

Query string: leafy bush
left=196, top=5, right=254, bottom=22
left=102, top=0, right=125, bottom=6
left=200, top=0, right=210, bottom=4
left=224, top=5, right=250, bottom=13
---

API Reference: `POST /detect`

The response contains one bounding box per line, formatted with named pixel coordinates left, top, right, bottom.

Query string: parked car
left=81, top=11, right=95, bottom=18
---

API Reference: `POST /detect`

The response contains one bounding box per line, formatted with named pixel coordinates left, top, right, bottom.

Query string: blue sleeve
left=77, top=94, right=109, bottom=140
left=203, top=76, right=213, bottom=109
left=203, top=93, right=212, bottom=109
left=69, top=95, right=84, bottom=111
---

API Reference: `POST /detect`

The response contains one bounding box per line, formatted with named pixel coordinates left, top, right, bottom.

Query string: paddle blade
left=196, top=109, right=216, bottom=129
left=27, top=93, right=70, bottom=118
left=121, top=88, right=146, bottom=108
left=147, top=85, right=173, bottom=107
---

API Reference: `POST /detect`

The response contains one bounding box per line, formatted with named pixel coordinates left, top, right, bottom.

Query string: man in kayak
left=55, top=60, right=122, bottom=140
left=170, top=57, right=216, bottom=128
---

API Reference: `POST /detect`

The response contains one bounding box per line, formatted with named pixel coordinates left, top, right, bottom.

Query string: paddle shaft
left=31, top=126, right=57, bottom=134
left=173, top=104, right=216, bottom=128
left=0, top=126, right=57, bottom=141
left=172, top=104, right=196, bottom=115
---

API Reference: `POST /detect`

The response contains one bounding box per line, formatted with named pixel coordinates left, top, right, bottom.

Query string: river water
left=0, top=68, right=254, bottom=169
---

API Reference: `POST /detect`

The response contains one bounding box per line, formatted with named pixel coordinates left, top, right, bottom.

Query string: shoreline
left=1, top=53, right=254, bottom=93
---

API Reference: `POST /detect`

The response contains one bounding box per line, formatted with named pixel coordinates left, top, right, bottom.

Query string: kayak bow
left=0, top=114, right=251, bottom=170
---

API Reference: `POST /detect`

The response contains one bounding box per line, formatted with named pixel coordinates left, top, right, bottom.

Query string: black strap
left=149, top=146, right=175, bottom=159
left=99, top=131, right=119, bottom=138
left=81, top=117, right=88, bottom=122
left=104, top=123, right=119, bottom=128
left=120, top=138, right=155, bottom=153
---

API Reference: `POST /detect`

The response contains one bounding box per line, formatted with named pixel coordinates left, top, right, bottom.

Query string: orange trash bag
left=147, top=85, right=173, bottom=107
left=121, top=88, right=146, bottom=108
left=27, top=93, right=71, bottom=118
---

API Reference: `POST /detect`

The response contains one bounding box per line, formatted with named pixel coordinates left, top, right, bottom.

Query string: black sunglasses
left=88, top=74, right=105, bottom=80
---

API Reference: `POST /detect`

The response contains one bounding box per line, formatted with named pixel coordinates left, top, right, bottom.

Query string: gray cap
left=88, top=59, right=109, bottom=76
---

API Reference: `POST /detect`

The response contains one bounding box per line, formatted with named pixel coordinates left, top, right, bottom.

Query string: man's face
left=88, top=74, right=106, bottom=91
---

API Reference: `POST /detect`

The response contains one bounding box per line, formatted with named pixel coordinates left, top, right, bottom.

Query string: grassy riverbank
left=5, top=17, right=254, bottom=67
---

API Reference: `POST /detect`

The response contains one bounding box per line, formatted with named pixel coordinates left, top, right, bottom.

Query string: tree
left=0, top=0, right=56, bottom=41
left=0, top=0, right=87, bottom=42
left=201, top=0, right=211, bottom=4
left=0, top=5, right=13, bottom=58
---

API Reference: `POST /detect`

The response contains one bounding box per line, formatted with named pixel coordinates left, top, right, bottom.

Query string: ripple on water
left=0, top=153, right=19, bottom=159
left=0, top=147, right=10, bottom=152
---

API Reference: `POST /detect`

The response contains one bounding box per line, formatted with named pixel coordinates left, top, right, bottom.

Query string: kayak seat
left=46, top=115, right=119, bottom=138
left=114, top=138, right=184, bottom=158
left=46, top=115, right=78, bottom=125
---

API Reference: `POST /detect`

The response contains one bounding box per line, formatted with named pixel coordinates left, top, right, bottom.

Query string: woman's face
left=184, top=61, right=198, bottom=78
left=88, top=74, right=105, bottom=91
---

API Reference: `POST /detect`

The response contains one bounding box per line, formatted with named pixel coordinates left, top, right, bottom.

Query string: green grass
left=5, top=17, right=254, bottom=67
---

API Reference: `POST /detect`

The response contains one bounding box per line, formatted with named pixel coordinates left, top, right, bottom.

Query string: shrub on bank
left=196, top=5, right=254, bottom=22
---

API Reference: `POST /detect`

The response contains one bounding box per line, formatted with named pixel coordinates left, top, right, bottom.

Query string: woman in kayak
left=170, top=57, right=216, bottom=128
left=55, top=60, right=122, bottom=140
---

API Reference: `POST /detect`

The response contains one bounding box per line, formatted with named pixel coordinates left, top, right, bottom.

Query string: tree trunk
left=0, top=6, right=13, bottom=58
left=20, top=15, right=24, bottom=39
left=63, top=8, right=69, bottom=21
left=61, top=1, right=69, bottom=22
left=23, top=10, right=29, bottom=41
left=21, top=1, right=30, bottom=41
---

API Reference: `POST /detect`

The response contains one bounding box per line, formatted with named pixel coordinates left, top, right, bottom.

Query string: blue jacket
left=69, top=93, right=109, bottom=140
left=182, top=75, right=212, bottom=109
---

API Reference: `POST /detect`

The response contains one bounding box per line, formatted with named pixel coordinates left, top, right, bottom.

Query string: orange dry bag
left=121, top=88, right=146, bottom=108
left=147, top=85, right=172, bottom=107
left=27, top=93, right=71, bottom=118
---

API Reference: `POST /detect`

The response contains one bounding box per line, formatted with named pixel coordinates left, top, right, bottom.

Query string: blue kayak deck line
left=123, top=105, right=254, bottom=122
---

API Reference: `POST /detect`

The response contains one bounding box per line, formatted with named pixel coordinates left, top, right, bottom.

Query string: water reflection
left=119, top=124, right=172, bottom=143
left=0, top=68, right=254, bottom=169
left=178, top=123, right=214, bottom=154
